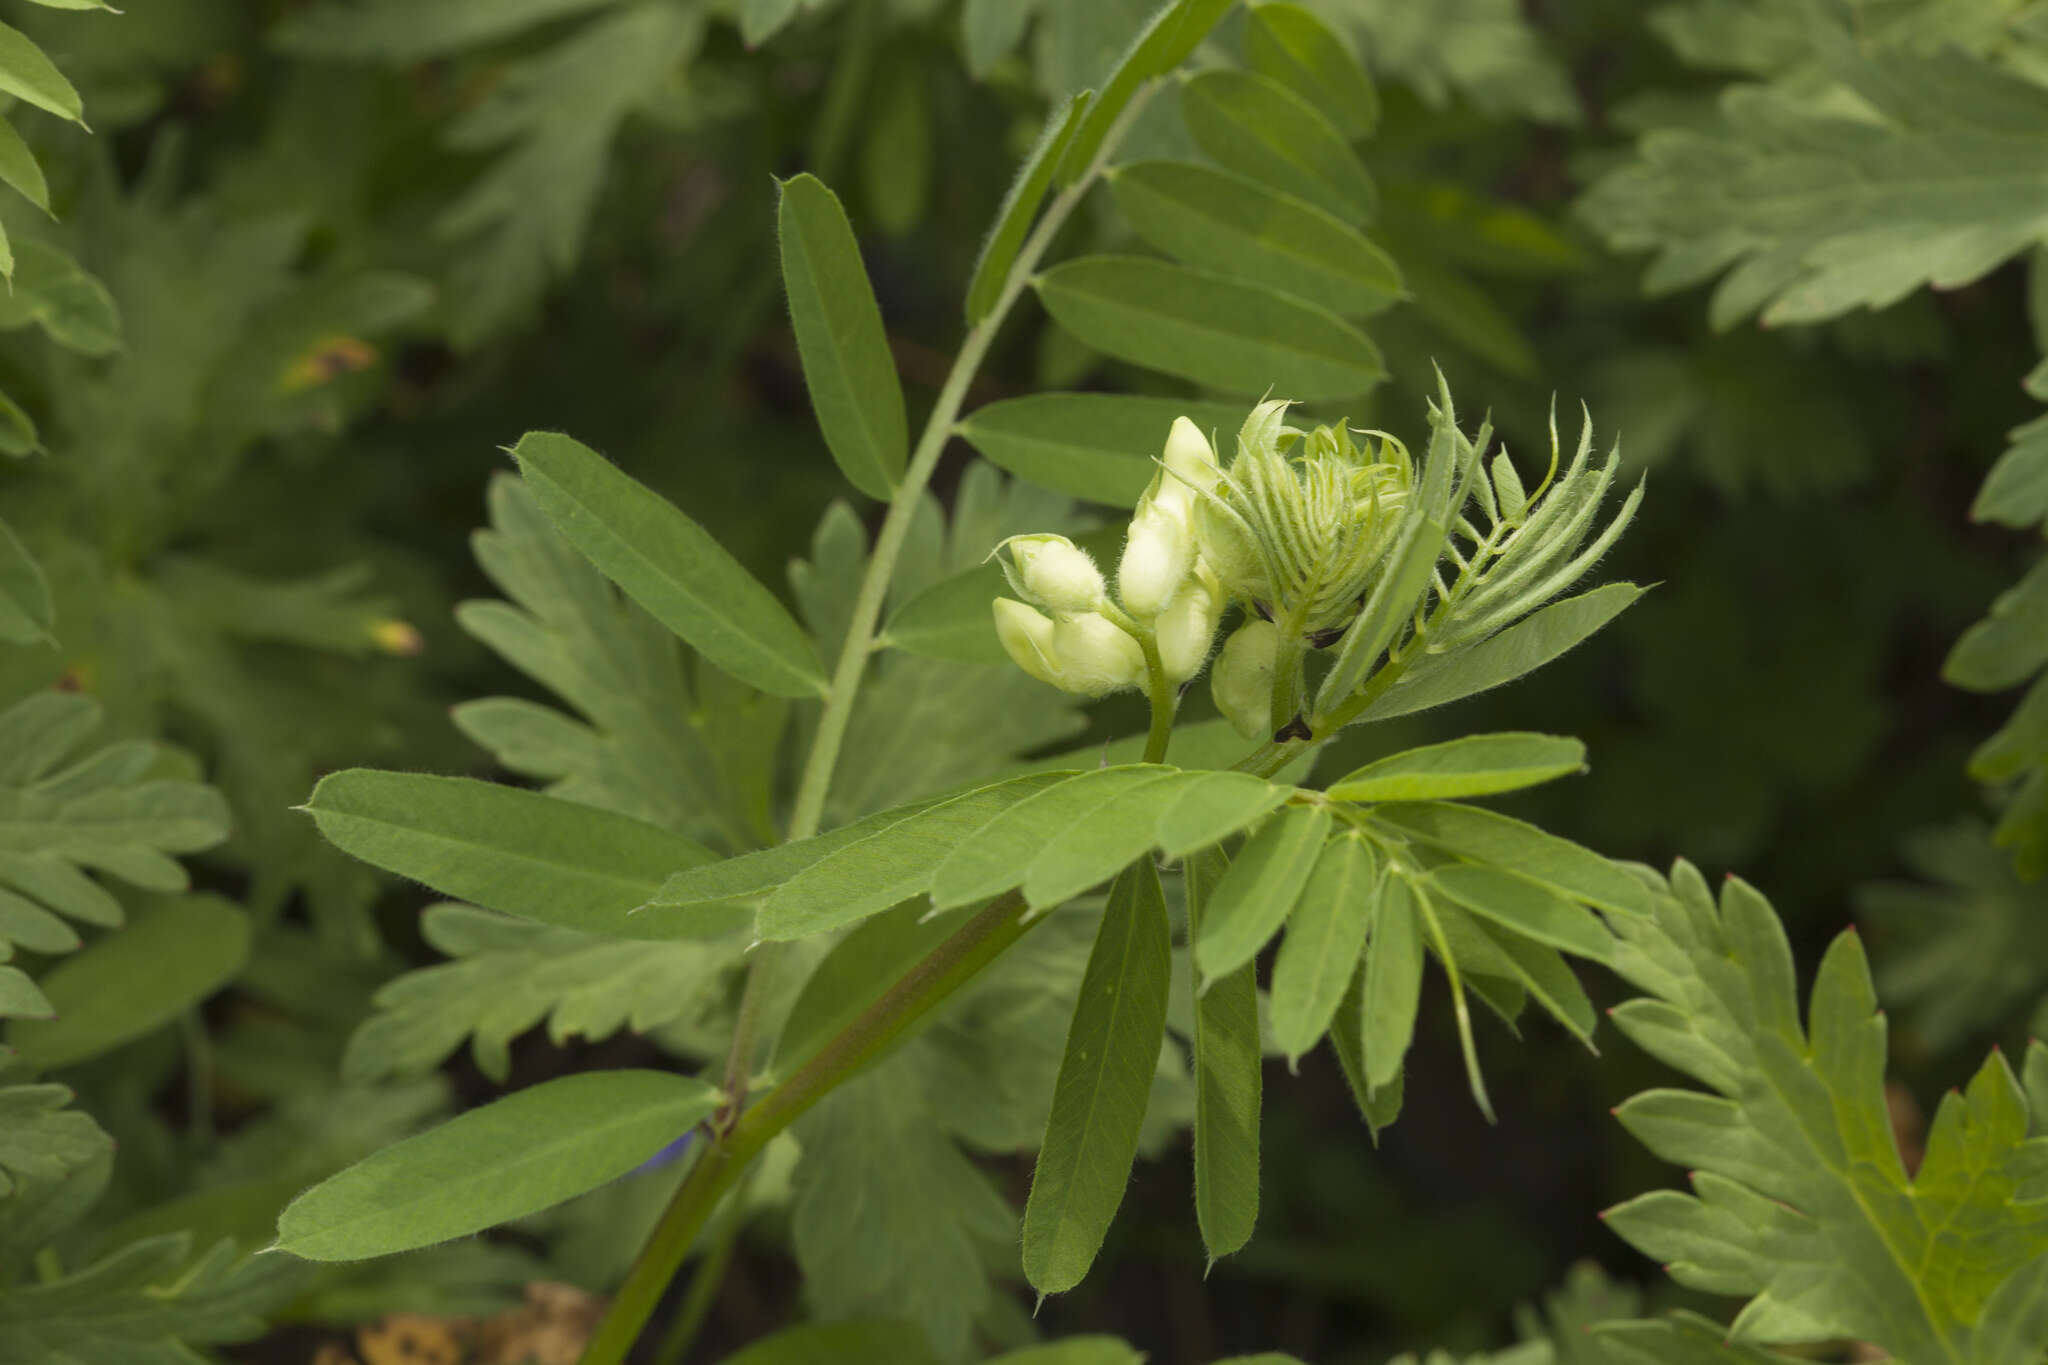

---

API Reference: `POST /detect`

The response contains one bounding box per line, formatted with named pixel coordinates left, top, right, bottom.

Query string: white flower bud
left=993, top=597, right=1062, bottom=688
left=1211, top=618, right=1279, bottom=740
left=996, top=533, right=1107, bottom=616
left=1157, top=416, right=1221, bottom=515
left=1050, top=612, right=1146, bottom=696
left=1117, top=502, right=1194, bottom=618
left=1156, top=563, right=1224, bottom=684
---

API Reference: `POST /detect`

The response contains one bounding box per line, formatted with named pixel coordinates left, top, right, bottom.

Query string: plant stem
left=1138, top=637, right=1177, bottom=765
left=649, top=1166, right=755, bottom=1365
left=579, top=894, right=1035, bottom=1365
left=581, top=87, right=1158, bottom=1365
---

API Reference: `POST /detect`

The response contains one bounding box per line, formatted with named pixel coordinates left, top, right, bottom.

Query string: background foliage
left=1, top=0, right=2044, bottom=1362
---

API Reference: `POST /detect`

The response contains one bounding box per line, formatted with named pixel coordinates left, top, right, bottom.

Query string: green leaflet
left=1107, top=161, right=1401, bottom=317
left=641, top=789, right=951, bottom=918
left=1370, top=801, right=1653, bottom=918
left=967, top=93, right=1091, bottom=325
left=1244, top=3, right=1378, bottom=139
left=0, top=966, right=52, bottom=1020
left=456, top=472, right=753, bottom=848
left=1270, top=832, right=1378, bottom=1062
left=1326, top=732, right=1586, bottom=803
left=1185, top=847, right=1261, bottom=1262
left=1193, top=803, right=1333, bottom=984
left=1947, top=554, right=2048, bottom=692
left=0, top=517, right=48, bottom=644
left=1180, top=69, right=1376, bottom=222
left=1053, top=0, right=1237, bottom=183
left=1359, top=583, right=1646, bottom=722
left=1156, top=771, right=1295, bottom=860
left=273, top=1070, right=720, bottom=1260
left=927, top=766, right=1171, bottom=911
left=955, top=393, right=1248, bottom=508
left=7, top=896, right=250, bottom=1070
left=0, top=21, right=80, bottom=123
left=1603, top=861, right=2048, bottom=1359
left=1022, top=859, right=1172, bottom=1294
left=1360, top=870, right=1422, bottom=1092
left=1035, top=256, right=1384, bottom=401
left=779, top=173, right=908, bottom=499
left=1329, top=963, right=1402, bottom=1139
left=1454, top=911, right=1598, bottom=1045
left=1022, top=771, right=1200, bottom=908
left=510, top=430, right=828, bottom=699
left=304, top=770, right=724, bottom=940
left=761, top=772, right=1076, bottom=939
left=1423, top=862, right=1616, bottom=964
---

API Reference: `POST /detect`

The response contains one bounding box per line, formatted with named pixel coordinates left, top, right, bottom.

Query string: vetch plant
left=267, top=0, right=1664, bottom=1350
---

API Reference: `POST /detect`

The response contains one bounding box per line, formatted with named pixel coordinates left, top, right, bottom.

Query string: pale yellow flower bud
left=1050, top=612, right=1146, bottom=696
left=995, top=533, right=1107, bottom=616
left=993, top=597, right=1062, bottom=687
left=1156, top=562, right=1224, bottom=684
left=1118, top=502, right=1194, bottom=618
left=1158, top=416, right=1221, bottom=514
left=1211, top=618, right=1279, bottom=739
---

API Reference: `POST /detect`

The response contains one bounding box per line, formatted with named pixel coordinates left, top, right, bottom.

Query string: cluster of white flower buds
left=991, top=417, right=1229, bottom=698
left=993, top=400, right=1422, bottom=742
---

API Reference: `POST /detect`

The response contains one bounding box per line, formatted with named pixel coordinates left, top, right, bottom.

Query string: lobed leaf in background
left=1602, top=859, right=2048, bottom=1361
left=1582, top=21, right=2048, bottom=330
left=0, top=689, right=228, bottom=973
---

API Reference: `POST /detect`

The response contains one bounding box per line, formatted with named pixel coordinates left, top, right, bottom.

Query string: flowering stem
left=1138, top=636, right=1177, bottom=765
left=578, top=85, right=1159, bottom=1365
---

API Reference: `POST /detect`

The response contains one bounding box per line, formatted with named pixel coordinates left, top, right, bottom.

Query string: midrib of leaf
left=311, top=805, right=659, bottom=903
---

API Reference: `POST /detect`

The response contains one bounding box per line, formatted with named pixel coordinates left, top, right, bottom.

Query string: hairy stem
left=578, top=895, right=1036, bottom=1365
left=579, top=86, right=1157, bottom=1365
left=1139, top=636, right=1177, bottom=765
